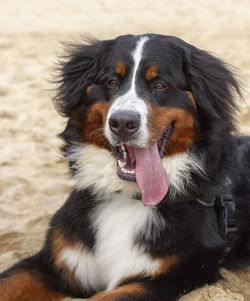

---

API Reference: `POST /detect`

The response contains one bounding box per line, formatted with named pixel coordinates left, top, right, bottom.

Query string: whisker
left=89, top=127, right=104, bottom=135
left=82, top=127, right=110, bottom=147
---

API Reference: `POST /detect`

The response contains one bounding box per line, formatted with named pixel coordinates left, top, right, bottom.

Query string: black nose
left=109, top=110, right=140, bottom=140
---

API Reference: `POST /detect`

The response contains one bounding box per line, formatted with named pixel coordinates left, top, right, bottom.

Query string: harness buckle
left=215, top=196, right=238, bottom=237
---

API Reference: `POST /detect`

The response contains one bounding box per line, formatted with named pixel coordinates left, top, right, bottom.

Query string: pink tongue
left=133, top=143, right=169, bottom=206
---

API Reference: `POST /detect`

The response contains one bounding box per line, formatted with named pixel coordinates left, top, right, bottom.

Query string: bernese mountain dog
left=0, top=34, right=249, bottom=301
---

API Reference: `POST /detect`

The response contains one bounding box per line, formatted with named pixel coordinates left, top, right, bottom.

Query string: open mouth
left=112, top=122, right=174, bottom=182
left=114, top=144, right=137, bottom=182
left=111, top=122, right=174, bottom=206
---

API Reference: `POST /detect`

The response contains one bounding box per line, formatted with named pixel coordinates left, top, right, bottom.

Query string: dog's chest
left=92, top=195, right=163, bottom=291
left=59, top=194, right=164, bottom=292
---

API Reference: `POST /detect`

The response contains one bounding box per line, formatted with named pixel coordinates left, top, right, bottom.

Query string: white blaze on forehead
left=105, top=36, right=150, bottom=147
left=130, top=36, right=149, bottom=91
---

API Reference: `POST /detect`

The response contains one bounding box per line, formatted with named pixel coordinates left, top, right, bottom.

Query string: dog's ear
left=54, top=38, right=105, bottom=116
left=183, top=46, right=241, bottom=128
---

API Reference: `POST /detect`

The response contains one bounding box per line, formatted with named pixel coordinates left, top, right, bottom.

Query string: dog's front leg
left=88, top=280, right=182, bottom=301
left=0, top=270, right=66, bottom=301
left=89, top=282, right=150, bottom=301
left=88, top=256, right=221, bottom=301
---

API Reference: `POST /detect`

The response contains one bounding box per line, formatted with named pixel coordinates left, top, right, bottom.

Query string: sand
left=0, top=0, right=249, bottom=300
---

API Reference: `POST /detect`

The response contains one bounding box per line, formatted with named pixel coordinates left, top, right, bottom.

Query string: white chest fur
left=58, top=193, right=164, bottom=292
left=93, top=193, right=164, bottom=291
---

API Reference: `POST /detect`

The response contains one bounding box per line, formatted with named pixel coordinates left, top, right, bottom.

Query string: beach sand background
left=0, top=0, right=249, bottom=300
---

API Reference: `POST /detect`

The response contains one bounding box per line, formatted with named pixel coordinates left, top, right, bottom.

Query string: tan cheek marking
left=116, top=62, right=126, bottom=77
left=0, top=272, right=65, bottom=301
left=186, top=91, right=197, bottom=112
left=153, top=255, right=178, bottom=277
left=83, top=102, right=111, bottom=149
left=148, top=104, right=196, bottom=156
left=51, top=230, right=78, bottom=287
left=145, top=65, right=158, bottom=81
left=89, top=283, right=146, bottom=301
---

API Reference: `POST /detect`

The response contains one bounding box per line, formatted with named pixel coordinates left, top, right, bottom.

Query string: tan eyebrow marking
left=146, top=65, right=158, bottom=81
left=86, top=84, right=94, bottom=93
left=115, top=62, right=126, bottom=77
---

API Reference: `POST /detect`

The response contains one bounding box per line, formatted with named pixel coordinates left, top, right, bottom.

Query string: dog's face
left=56, top=34, right=240, bottom=205
left=83, top=36, right=197, bottom=147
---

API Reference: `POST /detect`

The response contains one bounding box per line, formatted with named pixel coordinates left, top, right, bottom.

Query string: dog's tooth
left=121, top=168, right=129, bottom=174
left=121, top=167, right=135, bottom=175
left=118, top=160, right=126, bottom=168
left=121, top=144, right=127, bottom=158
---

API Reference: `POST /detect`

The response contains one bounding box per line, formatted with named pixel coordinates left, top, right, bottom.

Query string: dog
left=0, top=34, right=249, bottom=301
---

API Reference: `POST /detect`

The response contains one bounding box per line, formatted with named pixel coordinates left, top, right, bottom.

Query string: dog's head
left=55, top=34, right=241, bottom=205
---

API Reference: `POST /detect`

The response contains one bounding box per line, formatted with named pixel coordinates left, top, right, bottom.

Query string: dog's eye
left=153, top=82, right=166, bottom=90
left=107, top=79, right=118, bottom=87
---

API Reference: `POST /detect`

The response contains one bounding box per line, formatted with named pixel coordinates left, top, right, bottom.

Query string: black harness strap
left=215, top=196, right=238, bottom=241
left=196, top=176, right=238, bottom=247
left=132, top=189, right=239, bottom=254
left=196, top=193, right=238, bottom=259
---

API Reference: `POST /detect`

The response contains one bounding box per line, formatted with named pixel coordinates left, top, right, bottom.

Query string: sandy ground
left=0, top=0, right=249, bottom=300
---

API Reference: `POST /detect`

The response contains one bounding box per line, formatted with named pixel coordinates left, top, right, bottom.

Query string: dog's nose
left=109, top=110, right=140, bottom=139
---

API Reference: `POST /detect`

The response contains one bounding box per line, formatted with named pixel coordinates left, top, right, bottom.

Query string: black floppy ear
left=54, top=38, right=104, bottom=116
left=183, top=46, right=241, bottom=128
